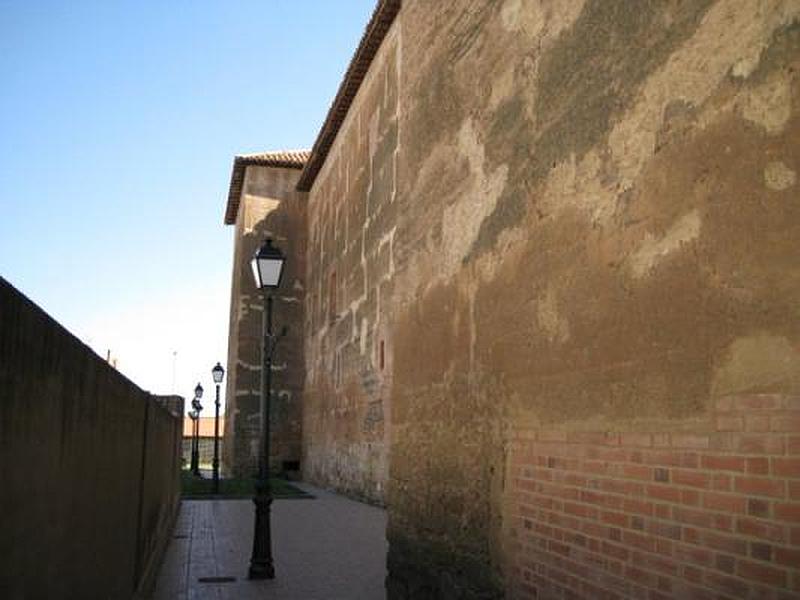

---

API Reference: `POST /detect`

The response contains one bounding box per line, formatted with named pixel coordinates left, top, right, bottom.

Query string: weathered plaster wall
left=223, top=165, right=306, bottom=477
left=303, top=22, right=400, bottom=504
left=0, top=278, right=183, bottom=599
left=381, top=1, right=800, bottom=598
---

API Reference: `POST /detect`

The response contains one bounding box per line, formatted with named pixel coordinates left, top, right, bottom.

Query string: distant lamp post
left=191, top=383, right=204, bottom=475
left=248, top=238, right=286, bottom=580
left=188, top=409, right=198, bottom=472
left=211, top=362, right=225, bottom=493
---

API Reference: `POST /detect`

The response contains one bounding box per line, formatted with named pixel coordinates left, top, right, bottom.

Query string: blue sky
left=0, top=0, right=375, bottom=408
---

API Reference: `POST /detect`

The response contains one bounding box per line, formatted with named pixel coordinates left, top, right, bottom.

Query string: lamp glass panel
left=256, top=258, right=284, bottom=288
left=251, top=257, right=261, bottom=288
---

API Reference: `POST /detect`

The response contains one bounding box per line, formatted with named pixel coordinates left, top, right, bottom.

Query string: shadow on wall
left=226, top=180, right=306, bottom=479
left=0, top=277, right=184, bottom=599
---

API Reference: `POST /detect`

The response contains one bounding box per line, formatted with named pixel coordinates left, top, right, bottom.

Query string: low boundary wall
left=0, top=277, right=183, bottom=599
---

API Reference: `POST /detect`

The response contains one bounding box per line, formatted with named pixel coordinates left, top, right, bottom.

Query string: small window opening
left=329, top=271, right=337, bottom=321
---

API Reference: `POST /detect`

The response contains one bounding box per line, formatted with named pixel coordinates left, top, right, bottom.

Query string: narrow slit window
left=329, top=271, right=337, bottom=321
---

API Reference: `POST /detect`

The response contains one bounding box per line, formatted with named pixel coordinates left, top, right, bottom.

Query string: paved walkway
left=150, top=483, right=387, bottom=600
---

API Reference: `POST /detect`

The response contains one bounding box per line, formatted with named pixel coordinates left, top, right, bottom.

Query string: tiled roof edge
left=224, top=151, right=311, bottom=225
left=296, top=0, right=401, bottom=192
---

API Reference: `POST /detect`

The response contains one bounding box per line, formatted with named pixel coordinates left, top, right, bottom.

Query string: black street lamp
left=191, top=383, right=204, bottom=476
left=248, top=238, right=286, bottom=580
left=211, top=362, right=225, bottom=493
left=188, top=409, right=198, bottom=472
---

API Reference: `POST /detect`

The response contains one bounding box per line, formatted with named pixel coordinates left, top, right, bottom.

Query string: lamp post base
left=248, top=482, right=275, bottom=579
left=248, top=562, right=275, bottom=580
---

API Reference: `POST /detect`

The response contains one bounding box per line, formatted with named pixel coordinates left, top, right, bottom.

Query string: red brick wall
left=506, top=395, right=800, bottom=600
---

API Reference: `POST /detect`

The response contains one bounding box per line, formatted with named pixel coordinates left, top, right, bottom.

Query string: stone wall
left=298, top=0, right=800, bottom=596
left=0, top=277, right=183, bottom=599
left=380, top=1, right=800, bottom=598
left=224, top=164, right=306, bottom=477
left=303, top=21, right=400, bottom=504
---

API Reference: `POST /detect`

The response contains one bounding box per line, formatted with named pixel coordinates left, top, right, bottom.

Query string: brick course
left=507, top=395, right=800, bottom=599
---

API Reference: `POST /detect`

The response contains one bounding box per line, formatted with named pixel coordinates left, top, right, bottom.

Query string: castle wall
left=223, top=165, right=306, bottom=477
left=302, top=21, right=400, bottom=504
left=303, top=1, right=800, bottom=597
left=389, top=1, right=799, bottom=597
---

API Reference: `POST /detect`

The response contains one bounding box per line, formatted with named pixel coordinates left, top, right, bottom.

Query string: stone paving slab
left=150, top=483, right=387, bottom=600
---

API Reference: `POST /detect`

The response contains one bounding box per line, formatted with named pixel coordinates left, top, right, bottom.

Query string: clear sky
left=0, top=0, right=376, bottom=412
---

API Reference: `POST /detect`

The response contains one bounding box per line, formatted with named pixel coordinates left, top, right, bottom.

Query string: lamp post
left=188, top=410, right=198, bottom=471
left=191, top=383, right=204, bottom=475
left=248, top=238, right=286, bottom=580
left=211, top=362, right=225, bottom=493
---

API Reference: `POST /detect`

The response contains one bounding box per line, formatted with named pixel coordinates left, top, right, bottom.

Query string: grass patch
left=181, top=469, right=311, bottom=499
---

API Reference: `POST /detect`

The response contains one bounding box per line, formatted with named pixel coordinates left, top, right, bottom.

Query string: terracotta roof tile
left=224, top=150, right=311, bottom=225
left=296, top=0, right=401, bottom=192
left=237, top=150, right=310, bottom=168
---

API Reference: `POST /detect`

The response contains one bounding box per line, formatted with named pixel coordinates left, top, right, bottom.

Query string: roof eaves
left=296, top=0, right=401, bottom=192
left=224, top=151, right=311, bottom=225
